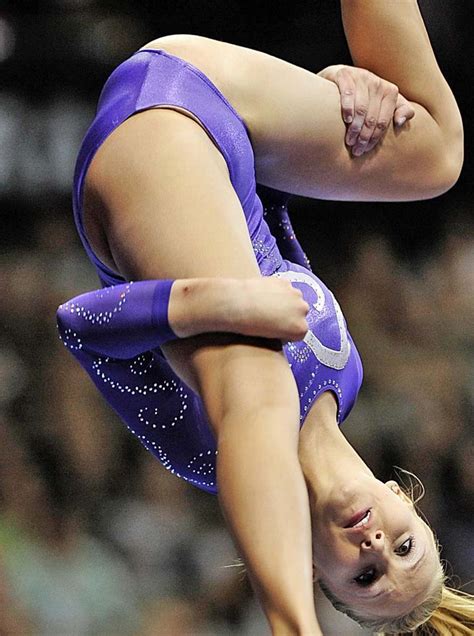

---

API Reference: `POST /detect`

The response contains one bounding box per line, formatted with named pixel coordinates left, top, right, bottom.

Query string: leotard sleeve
left=56, top=279, right=177, bottom=359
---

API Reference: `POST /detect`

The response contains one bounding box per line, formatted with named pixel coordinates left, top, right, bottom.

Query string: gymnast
left=57, top=1, right=472, bottom=634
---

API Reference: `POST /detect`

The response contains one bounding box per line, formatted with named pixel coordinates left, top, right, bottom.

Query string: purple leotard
left=59, top=49, right=363, bottom=494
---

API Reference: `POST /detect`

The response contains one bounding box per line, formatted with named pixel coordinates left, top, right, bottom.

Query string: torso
left=70, top=44, right=364, bottom=489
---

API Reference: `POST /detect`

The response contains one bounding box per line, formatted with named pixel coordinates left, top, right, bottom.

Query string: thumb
left=394, top=94, right=415, bottom=127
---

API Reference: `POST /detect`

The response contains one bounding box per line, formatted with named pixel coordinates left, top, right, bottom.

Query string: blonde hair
left=225, top=470, right=474, bottom=634
left=318, top=577, right=474, bottom=634
left=318, top=469, right=474, bottom=634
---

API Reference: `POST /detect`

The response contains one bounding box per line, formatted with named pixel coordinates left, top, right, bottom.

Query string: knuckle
left=280, top=279, right=293, bottom=292
left=355, top=106, right=368, bottom=117
left=387, top=83, right=398, bottom=97
left=365, top=116, right=377, bottom=128
left=296, top=322, right=308, bottom=338
left=376, top=120, right=388, bottom=131
left=371, top=77, right=382, bottom=91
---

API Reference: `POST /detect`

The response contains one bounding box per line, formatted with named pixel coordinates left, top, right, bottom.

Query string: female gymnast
left=57, top=1, right=472, bottom=634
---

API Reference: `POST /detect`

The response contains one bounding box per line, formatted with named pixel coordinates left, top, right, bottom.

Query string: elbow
left=56, top=303, right=84, bottom=354
left=422, top=157, right=463, bottom=200
left=432, top=116, right=464, bottom=197
left=408, top=108, right=464, bottom=200
left=439, top=117, right=464, bottom=194
left=419, top=135, right=464, bottom=200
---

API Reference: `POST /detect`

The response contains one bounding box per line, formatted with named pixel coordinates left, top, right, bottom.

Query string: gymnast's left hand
left=318, top=64, right=415, bottom=157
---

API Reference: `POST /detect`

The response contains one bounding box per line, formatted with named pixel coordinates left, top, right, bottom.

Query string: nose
left=360, top=530, right=385, bottom=553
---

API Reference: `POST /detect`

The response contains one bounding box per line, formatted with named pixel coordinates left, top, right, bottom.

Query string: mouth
left=344, top=508, right=371, bottom=529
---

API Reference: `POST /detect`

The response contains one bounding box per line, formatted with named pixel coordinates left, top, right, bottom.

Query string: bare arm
left=143, top=23, right=462, bottom=201
left=236, top=1, right=463, bottom=201
left=169, top=276, right=309, bottom=341
left=340, top=0, right=458, bottom=132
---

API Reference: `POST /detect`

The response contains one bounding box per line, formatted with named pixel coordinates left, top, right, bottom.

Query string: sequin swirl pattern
left=275, top=261, right=362, bottom=426
left=57, top=284, right=133, bottom=352
left=62, top=45, right=364, bottom=494
left=59, top=283, right=132, bottom=325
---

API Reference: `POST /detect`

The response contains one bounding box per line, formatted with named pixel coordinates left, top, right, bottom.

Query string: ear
left=385, top=479, right=413, bottom=506
left=385, top=479, right=400, bottom=494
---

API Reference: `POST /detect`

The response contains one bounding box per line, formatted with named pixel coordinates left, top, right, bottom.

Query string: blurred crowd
left=0, top=0, right=472, bottom=634
left=0, top=207, right=472, bottom=635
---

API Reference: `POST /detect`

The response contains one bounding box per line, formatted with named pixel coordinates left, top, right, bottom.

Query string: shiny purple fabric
left=64, top=49, right=363, bottom=494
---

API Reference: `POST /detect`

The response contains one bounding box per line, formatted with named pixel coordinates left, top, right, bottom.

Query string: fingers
left=334, top=67, right=356, bottom=125
left=345, top=79, right=369, bottom=150
left=290, top=286, right=310, bottom=340
left=334, top=68, right=414, bottom=157
left=363, top=92, right=414, bottom=153
left=285, top=280, right=311, bottom=318
left=363, top=83, right=398, bottom=153
left=276, top=279, right=310, bottom=341
left=350, top=78, right=384, bottom=157
left=393, top=94, right=416, bottom=128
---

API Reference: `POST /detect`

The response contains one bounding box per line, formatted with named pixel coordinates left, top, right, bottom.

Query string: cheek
left=313, top=535, right=355, bottom=572
left=390, top=500, right=417, bottom=532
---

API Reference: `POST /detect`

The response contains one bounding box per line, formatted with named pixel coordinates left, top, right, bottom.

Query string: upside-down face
left=312, top=477, right=441, bottom=619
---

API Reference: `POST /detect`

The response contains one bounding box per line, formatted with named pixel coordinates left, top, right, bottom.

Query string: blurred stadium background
left=0, top=1, right=472, bottom=634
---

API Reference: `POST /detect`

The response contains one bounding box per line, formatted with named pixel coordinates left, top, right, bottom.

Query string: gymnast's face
left=311, top=477, right=440, bottom=619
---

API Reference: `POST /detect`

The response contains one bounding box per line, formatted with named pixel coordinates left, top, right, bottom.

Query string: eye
left=354, top=568, right=377, bottom=586
left=395, top=535, right=415, bottom=556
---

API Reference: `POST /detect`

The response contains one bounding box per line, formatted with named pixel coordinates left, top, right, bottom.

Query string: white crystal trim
left=275, top=271, right=350, bottom=370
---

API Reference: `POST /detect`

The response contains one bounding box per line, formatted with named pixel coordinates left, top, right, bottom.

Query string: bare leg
left=86, top=108, right=321, bottom=634
left=141, top=28, right=461, bottom=201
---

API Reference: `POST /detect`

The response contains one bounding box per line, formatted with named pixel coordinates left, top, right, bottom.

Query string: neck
left=298, top=392, right=372, bottom=507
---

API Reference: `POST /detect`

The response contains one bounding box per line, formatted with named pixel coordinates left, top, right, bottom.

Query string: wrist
left=168, top=278, right=237, bottom=338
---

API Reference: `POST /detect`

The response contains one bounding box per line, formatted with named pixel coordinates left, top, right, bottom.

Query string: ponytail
left=319, top=574, right=474, bottom=635
left=424, top=586, right=474, bottom=636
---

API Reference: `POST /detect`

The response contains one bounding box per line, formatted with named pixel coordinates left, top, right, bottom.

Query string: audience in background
left=0, top=1, right=471, bottom=632
left=0, top=210, right=472, bottom=634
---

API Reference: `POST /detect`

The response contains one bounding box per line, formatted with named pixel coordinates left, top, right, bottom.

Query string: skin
left=136, top=20, right=462, bottom=202
left=86, top=108, right=322, bottom=634
left=168, top=277, right=310, bottom=342
left=80, top=2, right=463, bottom=632
left=166, top=277, right=310, bottom=392
left=299, top=393, right=440, bottom=620
left=317, top=64, right=415, bottom=154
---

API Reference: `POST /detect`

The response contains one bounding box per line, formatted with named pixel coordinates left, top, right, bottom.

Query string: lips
left=344, top=509, right=371, bottom=529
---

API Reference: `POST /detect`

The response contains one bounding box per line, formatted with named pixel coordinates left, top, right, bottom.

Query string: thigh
left=85, top=107, right=299, bottom=432
left=146, top=35, right=441, bottom=202
left=86, top=107, right=259, bottom=281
